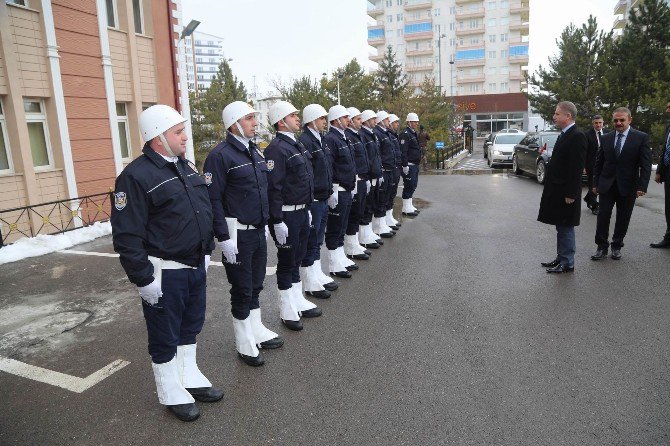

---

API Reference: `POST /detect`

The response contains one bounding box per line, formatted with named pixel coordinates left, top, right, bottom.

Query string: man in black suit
left=538, top=101, right=587, bottom=273
left=583, top=115, right=605, bottom=214
left=592, top=107, right=652, bottom=260
left=650, top=100, right=670, bottom=248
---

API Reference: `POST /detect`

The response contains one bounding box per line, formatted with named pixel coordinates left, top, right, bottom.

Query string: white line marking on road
left=59, top=250, right=277, bottom=275
left=0, top=356, right=130, bottom=393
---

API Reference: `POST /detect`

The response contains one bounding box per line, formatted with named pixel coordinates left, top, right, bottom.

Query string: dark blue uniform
left=298, top=126, right=333, bottom=267
left=324, top=127, right=356, bottom=250
left=361, top=126, right=385, bottom=221
left=400, top=126, right=421, bottom=199
left=387, top=129, right=402, bottom=211
left=203, top=133, right=269, bottom=320
left=344, top=128, right=369, bottom=236
left=112, top=144, right=214, bottom=363
left=264, top=132, right=314, bottom=290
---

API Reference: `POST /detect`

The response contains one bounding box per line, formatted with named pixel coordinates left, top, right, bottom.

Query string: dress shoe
left=238, top=351, right=264, bottom=367
left=591, top=249, right=608, bottom=261
left=347, top=253, right=370, bottom=260
left=330, top=270, right=352, bottom=278
left=540, top=259, right=560, bottom=268
left=546, top=264, right=574, bottom=273
left=401, top=211, right=418, bottom=216
left=345, top=264, right=358, bottom=271
left=300, top=307, right=322, bottom=318
left=259, top=336, right=284, bottom=349
left=650, top=239, right=670, bottom=248
left=168, top=403, right=199, bottom=422
left=323, top=281, right=338, bottom=291
left=363, top=249, right=372, bottom=256
left=389, top=225, right=399, bottom=230
left=281, top=319, right=303, bottom=331
left=611, top=249, right=622, bottom=260
left=187, top=387, right=224, bottom=403
left=380, top=232, right=394, bottom=238
left=363, top=242, right=379, bottom=249
left=306, top=289, right=331, bottom=299
left=376, top=239, right=384, bottom=245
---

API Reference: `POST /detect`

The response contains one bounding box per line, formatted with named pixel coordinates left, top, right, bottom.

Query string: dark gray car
left=512, top=131, right=560, bottom=184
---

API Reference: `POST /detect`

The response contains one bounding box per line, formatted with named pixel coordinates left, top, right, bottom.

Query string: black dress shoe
left=611, top=249, right=622, bottom=260
left=380, top=232, right=394, bottom=238
left=650, top=239, right=670, bottom=248
left=591, top=249, right=608, bottom=260
left=187, top=387, right=224, bottom=403
left=363, top=249, right=372, bottom=256
left=389, top=225, right=399, bottom=230
left=591, top=206, right=599, bottom=215
left=168, top=403, right=199, bottom=422
left=331, top=270, right=352, bottom=278
left=546, top=264, right=574, bottom=273
left=259, top=336, right=284, bottom=349
left=345, top=264, right=358, bottom=271
left=363, top=242, right=380, bottom=249
left=306, top=289, right=331, bottom=299
left=376, top=239, right=384, bottom=245
left=540, top=259, right=560, bottom=268
left=281, top=319, right=303, bottom=331
left=300, top=307, right=322, bottom=318
left=402, top=211, right=418, bottom=216
left=347, top=253, right=370, bottom=260
left=238, top=351, right=264, bottom=367
left=323, top=281, right=338, bottom=291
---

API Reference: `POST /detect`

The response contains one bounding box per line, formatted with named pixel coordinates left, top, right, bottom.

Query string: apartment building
left=367, top=0, right=531, bottom=134
left=183, top=30, right=227, bottom=93
left=0, top=0, right=188, bottom=244
left=613, top=0, right=668, bottom=32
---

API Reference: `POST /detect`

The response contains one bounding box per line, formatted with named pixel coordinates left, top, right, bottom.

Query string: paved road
left=1, top=172, right=669, bottom=445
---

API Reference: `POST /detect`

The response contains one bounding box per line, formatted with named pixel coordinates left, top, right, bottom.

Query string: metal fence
left=0, top=191, right=113, bottom=247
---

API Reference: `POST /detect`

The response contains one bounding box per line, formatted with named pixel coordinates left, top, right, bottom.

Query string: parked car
left=483, top=133, right=495, bottom=159
left=487, top=132, right=527, bottom=168
left=511, top=131, right=560, bottom=184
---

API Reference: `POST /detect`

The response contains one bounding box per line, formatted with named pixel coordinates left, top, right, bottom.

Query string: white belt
left=148, top=255, right=196, bottom=270
left=371, top=179, right=378, bottom=186
left=408, top=163, right=416, bottom=166
left=282, top=204, right=306, bottom=211
left=337, top=186, right=347, bottom=192
left=225, top=217, right=257, bottom=232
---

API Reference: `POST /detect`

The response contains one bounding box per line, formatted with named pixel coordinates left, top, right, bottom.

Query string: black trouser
left=387, top=168, right=400, bottom=211
left=325, top=190, right=353, bottom=250
left=223, top=227, right=266, bottom=319
left=595, top=182, right=636, bottom=250
left=663, top=168, right=670, bottom=239
left=346, top=180, right=368, bottom=235
left=270, top=208, right=310, bottom=290
left=584, top=167, right=598, bottom=208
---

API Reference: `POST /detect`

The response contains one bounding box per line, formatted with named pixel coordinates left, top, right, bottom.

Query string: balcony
left=368, top=37, right=386, bottom=45
left=509, top=70, right=526, bottom=80
left=613, top=0, right=627, bottom=14
left=406, top=48, right=434, bottom=56
left=367, top=1, right=384, bottom=17
left=508, top=37, right=529, bottom=45
left=404, top=0, right=432, bottom=11
left=404, top=20, right=434, bottom=41
left=455, top=58, right=485, bottom=67
left=456, top=73, right=485, bottom=82
left=456, top=41, right=485, bottom=50
left=370, top=53, right=385, bottom=62
left=455, top=0, right=480, bottom=4
left=455, top=6, right=485, bottom=19
left=613, top=16, right=626, bottom=29
left=455, top=25, right=485, bottom=36
left=509, top=2, right=529, bottom=15
left=406, top=62, right=434, bottom=72
left=509, top=54, right=529, bottom=64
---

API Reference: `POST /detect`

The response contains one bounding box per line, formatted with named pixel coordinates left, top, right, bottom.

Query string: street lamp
left=437, top=33, right=446, bottom=95
left=323, top=70, right=345, bottom=105
left=449, top=58, right=455, bottom=97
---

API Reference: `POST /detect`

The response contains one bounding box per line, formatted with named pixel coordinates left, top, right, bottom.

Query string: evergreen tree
left=374, top=46, right=409, bottom=105
left=320, top=59, right=377, bottom=108
left=273, top=75, right=330, bottom=114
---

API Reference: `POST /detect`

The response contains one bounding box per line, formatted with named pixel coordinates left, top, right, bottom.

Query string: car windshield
left=544, top=134, right=559, bottom=149
left=495, top=134, right=526, bottom=144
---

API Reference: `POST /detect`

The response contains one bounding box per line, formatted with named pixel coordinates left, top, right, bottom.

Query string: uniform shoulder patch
left=400, top=139, right=405, bottom=144
left=114, top=192, right=127, bottom=211
left=267, top=160, right=275, bottom=171
left=204, top=172, right=213, bottom=186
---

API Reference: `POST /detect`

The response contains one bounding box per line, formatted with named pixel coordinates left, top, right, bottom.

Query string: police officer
left=265, top=101, right=322, bottom=331
left=401, top=112, right=422, bottom=216
left=343, top=107, right=371, bottom=262
left=112, top=105, right=223, bottom=422
left=371, top=110, right=399, bottom=234
left=324, top=105, right=357, bottom=278
left=385, top=113, right=403, bottom=229
left=203, top=101, right=283, bottom=368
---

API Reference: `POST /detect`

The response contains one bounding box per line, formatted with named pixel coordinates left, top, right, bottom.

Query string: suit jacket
left=657, top=123, right=670, bottom=180
left=594, top=127, right=652, bottom=196
left=585, top=128, right=605, bottom=172
left=537, top=125, right=587, bottom=227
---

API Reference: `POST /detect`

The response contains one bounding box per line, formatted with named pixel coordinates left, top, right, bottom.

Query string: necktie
left=614, top=133, right=623, bottom=157
left=596, top=131, right=601, bottom=148
left=664, top=133, right=670, bottom=166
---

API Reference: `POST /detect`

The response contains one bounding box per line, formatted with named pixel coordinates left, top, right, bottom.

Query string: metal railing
left=0, top=191, right=113, bottom=247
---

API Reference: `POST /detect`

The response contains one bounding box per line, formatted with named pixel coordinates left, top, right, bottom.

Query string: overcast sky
left=183, top=0, right=616, bottom=97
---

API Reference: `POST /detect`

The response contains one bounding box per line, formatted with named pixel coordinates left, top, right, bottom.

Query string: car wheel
left=537, top=160, right=546, bottom=184
left=512, top=155, right=522, bottom=175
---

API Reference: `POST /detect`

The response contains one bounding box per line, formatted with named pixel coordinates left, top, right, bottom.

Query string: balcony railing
left=406, top=63, right=434, bottom=72
left=455, top=25, right=485, bottom=36
left=455, top=7, right=485, bottom=19
left=404, top=0, right=432, bottom=11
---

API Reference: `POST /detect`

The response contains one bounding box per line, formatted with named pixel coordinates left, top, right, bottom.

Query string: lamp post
left=449, top=58, right=455, bottom=97
left=178, top=19, right=200, bottom=163
left=323, top=70, right=345, bottom=105
left=437, top=33, right=446, bottom=95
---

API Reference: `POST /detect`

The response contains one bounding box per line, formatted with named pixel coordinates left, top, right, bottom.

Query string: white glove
left=204, top=254, right=211, bottom=272
left=265, top=225, right=270, bottom=239
left=217, top=239, right=238, bottom=264
left=308, top=210, right=312, bottom=226
left=378, top=176, right=384, bottom=185
left=402, top=166, right=409, bottom=175
left=328, top=185, right=339, bottom=209
left=138, top=279, right=162, bottom=305
left=366, top=180, right=371, bottom=194
left=351, top=190, right=355, bottom=198
left=274, top=222, right=289, bottom=245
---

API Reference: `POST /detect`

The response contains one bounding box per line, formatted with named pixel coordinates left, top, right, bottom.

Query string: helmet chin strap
left=158, top=133, right=176, bottom=158
left=234, top=121, right=252, bottom=145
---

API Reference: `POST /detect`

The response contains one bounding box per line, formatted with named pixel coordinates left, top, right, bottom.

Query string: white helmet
left=360, top=109, right=376, bottom=123
left=269, top=100, right=298, bottom=126
left=139, top=105, right=186, bottom=142
left=347, top=107, right=362, bottom=118
left=376, top=110, right=389, bottom=122
left=406, top=112, right=419, bottom=122
left=222, top=101, right=257, bottom=130
left=303, top=104, right=328, bottom=124
left=388, top=114, right=400, bottom=124
left=328, top=104, right=349, bottom=122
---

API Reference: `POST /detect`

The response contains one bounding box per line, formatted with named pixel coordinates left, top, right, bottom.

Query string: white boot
left=232, top=317, right=260, bottom=358
left=300, top=265, right=325, bottom=292
left=249, top=308, right=280, bottom=346
left=328, top=248, right=348, bottom=273
left=344, top=234, right=360, bottom=257
left=290, top=282, right=317, bottom=312
left=352, top=232, right=368, bottom=255
left=402, top=198, right=416, bottom=214
left=176, top=344, right=212, bottom=389
left=378, top=216, right=394, bottom=235
left=386, top=209, right=399, bottom=227
left=313, top=260, right=334, bottom=285
left=359, top=224, right=378, bottom=245
left=278, top=288, right=300, bottom=321
left=410, top=197, right=419, bottom=212
left=152, top=356, right=195, bottom=405
left=338, top=246, right=355, bottom=267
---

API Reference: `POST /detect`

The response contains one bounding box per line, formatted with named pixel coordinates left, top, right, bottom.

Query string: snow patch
left=0, top=221, right=112, bottom=265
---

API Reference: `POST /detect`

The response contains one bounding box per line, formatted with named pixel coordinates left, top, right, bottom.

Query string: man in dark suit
left=538, top=101, right=587, bottom=273
left=583, top=115, right=605, bottom=214
left=650, top=100, right=670, bottom=248
left=591, top=107, right=652, bottom=260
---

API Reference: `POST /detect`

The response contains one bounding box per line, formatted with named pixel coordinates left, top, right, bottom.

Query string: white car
left=487, top=132, right=527, bottom=168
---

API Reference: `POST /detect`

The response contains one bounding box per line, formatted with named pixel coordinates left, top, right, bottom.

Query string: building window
left=489, top=34, right=496, bottom=43
left=132, top=0, right=144, bottom=34
left=397, top=13, right=403, bottom=21
left=489, top=83, right=497, bottom=91
left=488, top=51, right=496, bottom=59
left=488, top=18, right=496, bottom=27
left=499, top=16, right=509, bottom=25
left=397, top=29, right=403, bottom=37
left=116, top=103, right=131, bottom=159
left=24, top=99, right=52, bottom=168
left=105, top=0, right=118, bottom=28
left=0, top=101, right=12, bottom=172
left=449, top=22, right=455, bottom=31
left=500, top=33, right=508, bottom=42
left=500, top=49, right=508, bottom=58
left=488, top=1, right=496, bottom=9
left=5, top=0, right=28, bottom=5
left=387, top=14, right=393, bottom=23
left=500, top=66, right=509, bottom=74
left=450, top=6, right=455, bottom=14
left=500, top=0, right=508, bottom=7
left=500, top=81, right=509, bottom=91
left=434, top=8, right=440, bottom=16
